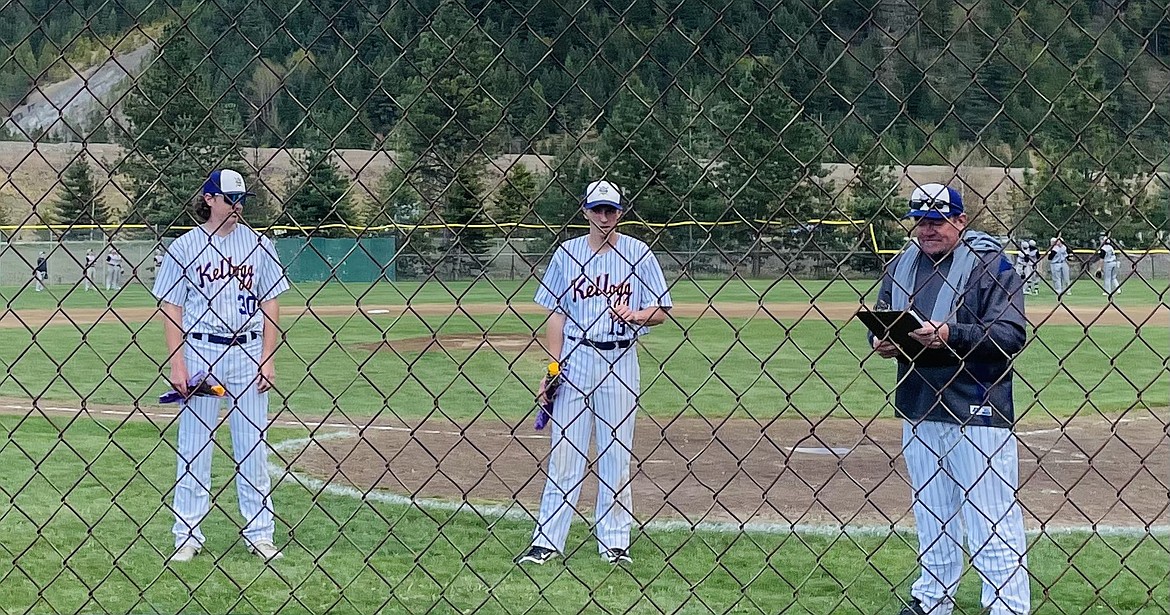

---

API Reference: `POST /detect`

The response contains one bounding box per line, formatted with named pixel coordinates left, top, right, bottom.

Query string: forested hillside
left=4, top=0, right=1169, bottom=161
left=4, top=0, right=1169, bottom=253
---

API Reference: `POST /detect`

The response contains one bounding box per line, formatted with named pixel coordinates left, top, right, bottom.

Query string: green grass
left=0, top=416, right=1165, bottom=614
left=6, top=276, right=1167, bottom=311
left=0, top=312, right=1163, bottom=420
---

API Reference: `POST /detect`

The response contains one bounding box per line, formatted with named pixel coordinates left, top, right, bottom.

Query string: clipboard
left=856, top=308, right=927, bottom=349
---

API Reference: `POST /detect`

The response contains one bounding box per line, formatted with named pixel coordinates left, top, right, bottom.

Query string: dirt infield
left=291, top=412, right=1168, bottom=530
left=1, top=301, right=1166, bottom=329
left=0, top=395, right=1163, bottom=530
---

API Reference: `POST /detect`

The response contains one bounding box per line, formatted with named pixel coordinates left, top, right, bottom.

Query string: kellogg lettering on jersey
left=197, top=257, right=255, bottom=291
left=572, top=273, right=633, bottom=303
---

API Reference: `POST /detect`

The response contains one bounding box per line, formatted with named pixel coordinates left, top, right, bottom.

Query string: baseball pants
left=172, top=336, right=275, bottom=550
left=532, top=340, right=639, bottom=554
left=1102, top=262, right=1120, bottom=294
left=903, top=420, right=1030, bottom=615
left=1048, top=263, right=1069, bottom=294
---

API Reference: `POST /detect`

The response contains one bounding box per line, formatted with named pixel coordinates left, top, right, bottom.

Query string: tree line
left=14, top=0, right=1170, bottom=264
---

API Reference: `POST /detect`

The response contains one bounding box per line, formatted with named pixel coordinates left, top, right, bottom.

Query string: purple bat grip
left=159, top=370, right=222, bottom=404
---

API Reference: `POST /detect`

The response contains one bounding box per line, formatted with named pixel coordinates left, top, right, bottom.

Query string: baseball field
left=0, top=277, right=1165, bottom=614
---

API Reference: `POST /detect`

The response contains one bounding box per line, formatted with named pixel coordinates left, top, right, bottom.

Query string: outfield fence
left=0, top=1, right=1167, bottom=614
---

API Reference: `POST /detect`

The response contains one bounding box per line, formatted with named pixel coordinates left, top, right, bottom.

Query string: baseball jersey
left=106, top=252, right=122, bottom=267
left=85, top=254, right=96, bottom=268
left=35, top=256, right=47, bottom=273
left=152, top=225, right=289, bottom=335
left=535, top=234, right=672, bottom=342
left=1101, top=243, right=1117, bottom=263
left=1049, top=244, right=1067, bottom=264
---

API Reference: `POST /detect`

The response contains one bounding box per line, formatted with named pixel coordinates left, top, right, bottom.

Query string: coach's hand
left=872, top=338, right=900, bottom=359
left=169, top=362, right=191, bottom=397
left=257, top=360, right=276, bottom=393
left=909, top=320, right=950, bottom=350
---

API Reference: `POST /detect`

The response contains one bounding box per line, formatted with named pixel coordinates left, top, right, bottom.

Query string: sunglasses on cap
left=908, top=198, right=954, bottom=215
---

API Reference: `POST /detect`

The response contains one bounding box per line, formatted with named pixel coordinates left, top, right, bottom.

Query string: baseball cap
left=202, top=169, right=255, bottom=198
left=905, top=183, right=963, bottom=220
left=583, top=180, right=623, bottom=210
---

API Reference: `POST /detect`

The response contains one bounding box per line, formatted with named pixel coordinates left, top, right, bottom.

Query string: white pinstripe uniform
left=903, top=422, right=1030, bottom=615
left=1101, top=241, right=1120, bottom=294
left=531, top=233, right=671, bottom=554
left=152, top=220, right=289, bottom=550
left=105, top=250, right=122, bottom=290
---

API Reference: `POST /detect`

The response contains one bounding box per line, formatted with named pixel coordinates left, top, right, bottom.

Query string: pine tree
left=371, top=158, right=433, bottom=277
left=281, top=136, right=357, bottom=237
left=118, top=25, right=248, bottom=234
left=494, top=163, right=538, bottom=239
left=444, top=169, right=490, bottom=275
left=848, top=157, right=901, bottom=251
left=51, top=156, right=109, bottom=239
left=598, top=74, right=674, bottom=225
left=392, top=0, right=501, bottom=198
left=712, top=57, right=830, bottom=242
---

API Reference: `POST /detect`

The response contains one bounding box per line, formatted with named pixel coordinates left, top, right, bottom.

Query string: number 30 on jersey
left=237, top=293, right=258, bottom=316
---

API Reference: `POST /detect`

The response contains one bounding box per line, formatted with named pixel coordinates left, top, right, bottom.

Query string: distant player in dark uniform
left=33, top=251, right=47, bottom=292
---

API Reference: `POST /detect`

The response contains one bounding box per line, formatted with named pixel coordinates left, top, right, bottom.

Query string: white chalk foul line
left=0, top=402, right=547, bottom=439
left=271, top=431, right=1170, bottom=539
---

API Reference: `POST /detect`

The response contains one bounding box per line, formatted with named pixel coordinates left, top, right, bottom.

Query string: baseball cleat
left=248, top=541, right=284, bottom=561
left=603, top=548, right=632, bottom=565
left=169, top=545, right=200, bottom=563
left=514, top=545, right=559, bottom=565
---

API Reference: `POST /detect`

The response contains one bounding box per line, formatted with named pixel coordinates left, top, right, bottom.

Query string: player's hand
left=909, top=320, right=949, bottom=349
left=610, top=301, right=638, bottom=325
left=537, top=375, right=549, bottom=406
left=872, top=338, right=900, bottom=359
left=169, top=362, right=190, bottom=397
left=257, top=361, right=276, bottom=393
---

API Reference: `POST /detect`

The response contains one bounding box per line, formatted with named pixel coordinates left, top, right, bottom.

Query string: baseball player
left=33, top=251, right=47, bottom=292
left=871, top=183, right=1030, bottom=615
left=152, top=169, right=289, bottom=563
left=1047, top=237, right=1069, bottom=296
left=1012, top=241, right=1027, bottom=283
left=1100, top=236, right=1120, bottom=296
left=1016, top=240, right=1037, bottom=295
left=153, top=247, right=164, bottom=279
left=515, top=179, right=672, bottom=566
left=104, top=247, right=123, bottom=290
left=83, top=249, right=96, bottom=291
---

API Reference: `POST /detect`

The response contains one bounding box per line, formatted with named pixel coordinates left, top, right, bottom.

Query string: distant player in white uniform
left=104, top=248, right=123, bottom=290
left=1100, top=237, right=1120, bottom=296
left=1025, top=240, right=1041, bottom=295
left=83, top=249, right=96, bottom=291
left=154, top=247, right=164, bottom=270
left=1047, top=237, right=1069, bottom=296
left=152, top=169, right=289, bottom=564
left=515, top=180, right=672, bottom=566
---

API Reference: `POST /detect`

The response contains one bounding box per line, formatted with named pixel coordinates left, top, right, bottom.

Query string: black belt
left=189, top=332, right=259, bottom=345
left=568, top=336, right=634, bottom=351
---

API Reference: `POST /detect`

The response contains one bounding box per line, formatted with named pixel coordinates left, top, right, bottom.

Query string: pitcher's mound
left=355, top=333, right=540, bottom=355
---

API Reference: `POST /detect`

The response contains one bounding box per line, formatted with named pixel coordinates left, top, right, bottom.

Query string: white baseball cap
left=583, top=180, right=623, bottom=210
left=202, top=169, right=254, bottom=196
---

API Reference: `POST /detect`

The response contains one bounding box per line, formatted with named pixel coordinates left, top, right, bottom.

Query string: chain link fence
left=0, top=1, right=1167, bottom=613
